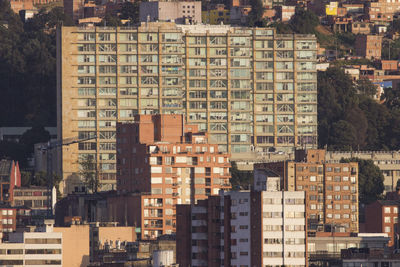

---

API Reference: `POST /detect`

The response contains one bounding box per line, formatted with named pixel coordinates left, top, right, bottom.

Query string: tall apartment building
left=57, top=23, right=317, bottom=193
left=108, top=114, right=231, bottom=239
left=254, top=149, right=359, bottom=235
left=176, top=177, right=306, bottom=267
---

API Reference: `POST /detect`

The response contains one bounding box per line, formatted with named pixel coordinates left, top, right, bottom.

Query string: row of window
left=77, top=32, right=314, bottom=47
left=0, top=249, right=61, bottom=255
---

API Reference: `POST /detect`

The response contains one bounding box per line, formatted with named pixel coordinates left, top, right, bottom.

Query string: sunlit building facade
left=57, top=23, right=317, bottom=193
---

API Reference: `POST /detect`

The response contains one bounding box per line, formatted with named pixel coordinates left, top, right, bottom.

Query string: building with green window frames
left=57, top=22, right=317, bottom=194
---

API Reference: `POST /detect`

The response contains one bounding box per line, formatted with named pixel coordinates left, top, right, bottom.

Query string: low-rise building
left=139, top=1, right=202, bottom=24
left=342, top=247, right=400, bottom=266
left=0, top=159, right=21, bottom=203
left=309, top=233, right=390, bottom=266
left=202, top=4, right=230, bottom=25
left=0, top=220, right=62, bottom=266
left=365, top=200, right=399, bottom=248
left=367, top=0, right=400, bottom=23
left=12, top=187, right=56, bottom=218
left=54, top=223, right=136, bottom=267
left=355, top=35, right=383, bottom=60
left=351, top=22, right=372, bottom=35
left=275, top=5, right=295, bottom=22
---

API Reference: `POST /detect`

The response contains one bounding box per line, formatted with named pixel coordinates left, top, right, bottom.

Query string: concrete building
left=177, top=176, right=306, bottom=267
left=0, top=205, right=32, bottom=235
left=0, top=205, right=18, bottom=234
left=342, top=247, right=400, bottom=267
left=57, top=23, right=318, bottom=193
left=139, top=1, right=202, bottom=24
left=202, top=4, right=230, bottom=25
left=12, top=186, right=56, bottom=210
left=0, top=160, right=21, bottom=203
left=309, top=233, right=390, bottom=266
left=351, top=22, right=372, bottom=35
left=234, top=149, right=400, bottom=195
left=365, top=200, right=400, bottom=248
left=254, top=149, right=359, bottom=235
left=324, top=151, right=400, bottom=193
left=275, top=5, right=296, bottom=22
left=64, top=0, right=84, bottom=22
left=12, top=186, right=57, bottom=224
left=108, top=114, right=230, bottom=239
left=0, top=220, right=62, bottom=266
left=53, top=223, right=136, bottom=267
left=355, top=35, right=383, bottom=60
left=367, top=0, right=400, bottom=23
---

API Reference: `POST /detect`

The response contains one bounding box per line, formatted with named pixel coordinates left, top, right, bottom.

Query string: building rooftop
left=377, top=200, right=400, bottom=206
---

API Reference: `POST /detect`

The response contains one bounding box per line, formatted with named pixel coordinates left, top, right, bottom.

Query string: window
left=385, top=226, right=391, bottom=233
left=385, top=216, right=391, bottom=223
left=385, top=207, right=391, bottom=213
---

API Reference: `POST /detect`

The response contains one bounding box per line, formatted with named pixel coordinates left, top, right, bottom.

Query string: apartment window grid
left=294, top=163, right=359, bottom=234
left=68, top=26, right=317, bottom=190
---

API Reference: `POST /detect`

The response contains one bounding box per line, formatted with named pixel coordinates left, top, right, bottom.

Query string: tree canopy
left=0, top=2, right=72, bottom=127
left=318, top=67, right=400, bottom=151
left=79, top=155, right=99, bottom=193
left=340, top=158, right=384, bottom=205
left=230, top=162, right=253, bottom=190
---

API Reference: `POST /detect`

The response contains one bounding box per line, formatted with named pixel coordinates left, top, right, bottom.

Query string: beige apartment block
left=57, top=23, right=317, bottom=194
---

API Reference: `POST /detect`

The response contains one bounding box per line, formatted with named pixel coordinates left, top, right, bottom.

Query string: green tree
left=382, top=86, right=400, bottom=111
left=328, top=120, right=357, bottom=150
left=0, top=141, right=27, bottom=167
left=230, top=162, right=253, bottom=190
left=119, top=1, right=140, bottom=24
left=344, top=107, right=368, bottom=149
left=100, top=13, right=122, bottom=27
left=340, top=158, right=384, bottom=205
left=247, top=0, right=266, bottom=27
left=356, top=78, right=377, bottom=97
left=79, top=155, right=99, bottom=193
left=317, top=67, right=358, bottom=148
left=359, top=97, right=391, bottom=150
left=21, top=171, right=33, bottom=187
left=290, top=8, right=319, bottom=34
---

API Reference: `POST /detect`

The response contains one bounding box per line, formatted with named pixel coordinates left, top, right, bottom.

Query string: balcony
left=144, top=203, right=163, bottom=208
left=144, top=223, right=163, bottom=229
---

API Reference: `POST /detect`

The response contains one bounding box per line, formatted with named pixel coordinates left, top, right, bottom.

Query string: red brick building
left=355, top=35, right=383, bottom=60
left=255, top=149, right=359, bottom=236
left=110, top=114, right=231, bottom=239
left=0, top=205, right=31, bottom=236
left=365, top=200, right=400, bottom=248
left=0, top=160, right=21, bottom=203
